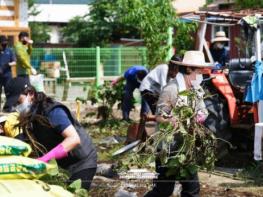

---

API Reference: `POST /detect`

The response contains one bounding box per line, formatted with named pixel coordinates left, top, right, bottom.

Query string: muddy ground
left=67, top=102, right=263, bottom=197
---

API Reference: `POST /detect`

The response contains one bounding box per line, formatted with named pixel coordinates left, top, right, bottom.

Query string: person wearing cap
left=14, top=32, right=37, bottom=82
left=111, top=65, right=149, bottom=121
left=139, top=56, right=181, bottom=114
left=0, top=35, right=16, bottom=112
left=144, top=51, right=211, bottom=197
left=210, top=31, right=230, bottom=70
left=5, top=77, right=97, bottom=190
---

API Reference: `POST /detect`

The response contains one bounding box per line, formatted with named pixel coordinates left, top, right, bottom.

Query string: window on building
left=211, top=25, right=230, bottom=50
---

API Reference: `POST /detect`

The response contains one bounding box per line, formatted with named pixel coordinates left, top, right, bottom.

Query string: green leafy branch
left=117, top=89, right=217, bottom=180
left=88, top=81, right=125, bottom=120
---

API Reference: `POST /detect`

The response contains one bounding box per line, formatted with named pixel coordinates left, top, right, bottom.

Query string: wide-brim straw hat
left=170, top=51, right=213, bottom=68
left=211, top=31, right=230, bottom=43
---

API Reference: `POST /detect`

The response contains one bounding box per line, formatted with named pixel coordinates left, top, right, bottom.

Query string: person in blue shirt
left=210, top=31, right=230, bottom=70
left=0, top=35, right=16, bottom=112
left=112, top=65, right=149, bottom=121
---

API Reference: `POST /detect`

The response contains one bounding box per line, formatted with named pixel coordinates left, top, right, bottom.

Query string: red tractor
left=191, top=12, right=263, bottom=159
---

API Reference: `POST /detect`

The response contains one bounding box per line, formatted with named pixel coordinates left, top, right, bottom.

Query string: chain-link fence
left=31, top=47, right=147, bottom=101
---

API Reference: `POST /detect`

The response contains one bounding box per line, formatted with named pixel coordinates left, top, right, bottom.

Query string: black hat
left=5, top=77, right=31, bottom=108
left=0, top=35, right=8, bottom=43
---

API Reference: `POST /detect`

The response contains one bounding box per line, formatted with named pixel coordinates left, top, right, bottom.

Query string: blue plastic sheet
left=245, top=61, right=263, bottom=103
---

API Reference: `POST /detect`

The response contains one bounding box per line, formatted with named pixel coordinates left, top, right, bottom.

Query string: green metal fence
left=32, top=47, right=147, bottom=78
left=31, top=47, right=147, bottom=100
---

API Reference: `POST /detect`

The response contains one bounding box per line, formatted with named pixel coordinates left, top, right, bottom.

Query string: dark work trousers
left=144, top=158, right=200, bottom=197
left=141, top=90, right=159, bottom=114
left=17, top=74, right=30, bottom=84
left=68, top=167, right=97, bottom=190
left=0, top=72, right=12, bottom=111
left=122, top=81, right=149, bottom=120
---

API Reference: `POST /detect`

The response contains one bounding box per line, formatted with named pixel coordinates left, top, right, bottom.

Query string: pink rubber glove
left=111, top=79, right=118, bottom=86
left=37, top=143, right=68, bottom=163
left=196, top=111, right=207, bottom=124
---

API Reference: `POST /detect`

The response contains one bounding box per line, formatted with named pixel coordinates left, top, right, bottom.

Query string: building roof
left=28, top=4, right=90, bottom=23
left=196, top=10, right=263, bottom=19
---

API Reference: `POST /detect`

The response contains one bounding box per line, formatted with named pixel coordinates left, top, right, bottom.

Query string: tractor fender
left=210, top=73, right=238, bottom=125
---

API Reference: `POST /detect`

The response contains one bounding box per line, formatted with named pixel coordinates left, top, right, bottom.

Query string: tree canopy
left=63, top=0, right=177, bottom=66
left=62, top=0, right=139, bottom=47
left=118, top=0, right=176, bottom=66
left=28, top=0, right=51, bottom=44
left=235, top=0, right=263, bottom=9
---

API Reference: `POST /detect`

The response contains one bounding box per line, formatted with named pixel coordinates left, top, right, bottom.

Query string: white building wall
left=49, top=25, right=60, bottom=43
left=19, top=0, right=28, bottom=27
left=172, top=0, right=206, bottom=14
left=0, top=0, right=28, bottom=27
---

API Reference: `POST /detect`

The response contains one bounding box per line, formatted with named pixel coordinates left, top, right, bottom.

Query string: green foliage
left=61, top=17, right=89, bottom=46
left=174, top=21, right=198, bottom=56
left=68, top=180, right=88, bottom=197
left=238, top=161, right=263, bottom=185
left=206, top=0, right=214, bottom=4
left=40, top=160, right=88, bottom=196
left=29, top=22, right=51, bottom=44
left=235, top=0, right=263, bottom=9
left=28, top=0, right=51, bottom=43
left=63, top=0, right=176, bottom=66
left=118, top=89, right=216, bottom=179
left=62, top=0, right=139, bottom=47
left=88, top=81, right=126, bottom=120
left=119, top=0, right=176, bottom=67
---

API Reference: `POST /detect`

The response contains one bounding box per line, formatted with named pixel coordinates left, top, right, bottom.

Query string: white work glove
left=8, top=62, right=16, bottom=66
left=25, top=37, right=34, bottom=44
left=31, top=67, right=37, bottom=75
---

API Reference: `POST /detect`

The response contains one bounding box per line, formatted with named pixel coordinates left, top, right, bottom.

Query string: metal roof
left=181, top=10, right=263, bottom=25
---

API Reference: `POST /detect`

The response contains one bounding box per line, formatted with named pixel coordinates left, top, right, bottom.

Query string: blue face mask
left=16, top=96, right=32, bottom=113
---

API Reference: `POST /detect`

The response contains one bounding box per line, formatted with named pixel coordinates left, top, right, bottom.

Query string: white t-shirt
left=139, top=64, right=168, bottom=95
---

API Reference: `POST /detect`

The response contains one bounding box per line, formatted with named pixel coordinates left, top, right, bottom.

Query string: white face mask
left=191, top=74, right=203, bottom=88
left=16, top=96, right=32, bottom=113
left=215, top=42, right=224, bottom=49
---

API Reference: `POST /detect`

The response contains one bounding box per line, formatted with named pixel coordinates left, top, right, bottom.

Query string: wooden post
left=255, top=15, right=263, bottom=123
left=195, top=15, right=207, bottom=51
left=14, top=0, right=19, bottom=27
left=254, top=14, right=263, bottom=161
left=204, top=41, right=214, bottom=64
left=96, top=46, right=102, bottom=87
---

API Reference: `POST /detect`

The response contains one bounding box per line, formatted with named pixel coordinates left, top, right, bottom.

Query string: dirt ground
left=67, top=102, right=263, bottom=197
left=89, top=173, right=263, bottom=197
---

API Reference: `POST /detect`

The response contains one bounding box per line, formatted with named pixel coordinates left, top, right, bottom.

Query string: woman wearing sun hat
left=210, top=31, right=230, bottom=70
left=144, top=51, right=213, bottom=197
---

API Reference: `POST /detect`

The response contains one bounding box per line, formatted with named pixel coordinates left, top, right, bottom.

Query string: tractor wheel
left=203, top=93, right=232, bottom=160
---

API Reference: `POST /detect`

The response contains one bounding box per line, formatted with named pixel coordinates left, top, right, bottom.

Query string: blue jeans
left=122, top=81, right=149, bottom=120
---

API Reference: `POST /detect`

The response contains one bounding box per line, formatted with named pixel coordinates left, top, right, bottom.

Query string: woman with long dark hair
left=6, top=77, right=97, bottom=190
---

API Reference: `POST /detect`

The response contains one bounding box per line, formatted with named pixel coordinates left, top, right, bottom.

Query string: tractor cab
left=181, top=11, right=263, bottom=157
left=182, top=11, right=263, bottom=126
